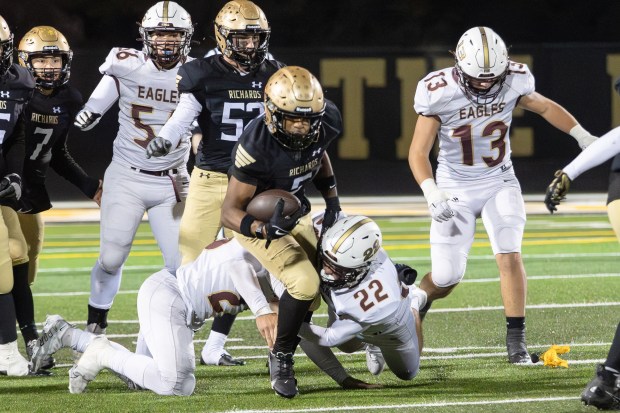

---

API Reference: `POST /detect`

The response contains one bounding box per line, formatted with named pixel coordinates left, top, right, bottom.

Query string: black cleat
left=506, top=328, right=532, bottom=364
left=581, top=364, right=620, bottom=410
left=200, top=353, right=246, bottom=366
left=268, top=351, right=298, bottom=398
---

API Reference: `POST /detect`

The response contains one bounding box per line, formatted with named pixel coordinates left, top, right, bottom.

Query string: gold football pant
left=608, top=200, right=620, bottom=244
left=179, top=167, right=232, bottom=265
left=234, top=214, right=321, bottom=305
left=17, top=213, right=43, bottom=285
left=0, top=206, right=28, bottom=293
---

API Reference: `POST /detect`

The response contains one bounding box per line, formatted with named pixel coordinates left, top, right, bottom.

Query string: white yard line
left=218, top=396, right=580, bottom=413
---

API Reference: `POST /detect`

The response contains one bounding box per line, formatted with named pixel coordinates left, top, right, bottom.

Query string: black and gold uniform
left=0, top=14, right=35, bottom=375
left=177, top=55, right=285, bottom=263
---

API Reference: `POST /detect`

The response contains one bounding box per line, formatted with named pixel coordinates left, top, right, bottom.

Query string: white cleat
left=365, top=344, right=385, bottom=376
left=68, top=335, right=112, bottom=394
left=0, top=340, right=29, bottom=376
left=29, top=314, right=72, bottom=373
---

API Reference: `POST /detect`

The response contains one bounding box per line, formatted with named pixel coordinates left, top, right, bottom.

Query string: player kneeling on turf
left=299, top=215, right=427, bottom=380
left=30, top=238, right=377, bottom=394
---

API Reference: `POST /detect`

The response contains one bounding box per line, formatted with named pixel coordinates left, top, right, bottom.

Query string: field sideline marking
left=220, top=396, right=579, bottom=413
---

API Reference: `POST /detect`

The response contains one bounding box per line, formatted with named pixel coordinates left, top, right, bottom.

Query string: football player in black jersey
left=220, top=66, right=343, bottom=398
left=146, top=0, right=283, bottom=366
left=14, top=26, right=102, bottom=369
left=0, top=15, right=36, bottom=376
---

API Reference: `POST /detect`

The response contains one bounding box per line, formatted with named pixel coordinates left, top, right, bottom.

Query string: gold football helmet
left=0, top=15, right=14, bottom=77
left=264, top=66, right=326, bottom=151
left=18, top=26, right=72, bottom=89
left=139, top=1, right=194, bottom=68
left=214, top=0, right=270, bottom=70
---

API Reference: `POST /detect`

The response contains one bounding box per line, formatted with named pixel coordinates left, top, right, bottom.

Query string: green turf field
left=4, top=213, right=619, bottom=412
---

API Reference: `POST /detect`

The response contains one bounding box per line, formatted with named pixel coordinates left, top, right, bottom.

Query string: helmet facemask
left=455, top=62, right=508, bottom=105
left=319, top=251, right=372, bottom=289
left=215, top=25, right=270, bottom=70
left=0, top=34, right=13, bottom=78
left=22, top=52, right=72, bottom=89
left=265, top=99, right=324, bottom=151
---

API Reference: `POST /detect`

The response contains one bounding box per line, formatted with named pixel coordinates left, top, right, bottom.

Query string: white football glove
left=569, top=124, right=597, bottom=150
left=420, top=178, right=456, bottom=223
left=74, top=109, right=102, bottom=131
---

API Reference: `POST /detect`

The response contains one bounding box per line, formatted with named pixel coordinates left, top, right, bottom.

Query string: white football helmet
left=139, top=1, right=194, bottom=67
left=0, top=15, right=14, bottom=77
left=454, top=26, right=509, bottom=104
left=319, top=215, right=382, bottom=289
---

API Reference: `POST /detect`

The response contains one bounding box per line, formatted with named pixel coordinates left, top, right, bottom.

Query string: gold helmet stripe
left=330, top=218, right=373, bottom=254
left=163, top=1, right=169, bottom=22
left=478, top=26, right=489, bottom=71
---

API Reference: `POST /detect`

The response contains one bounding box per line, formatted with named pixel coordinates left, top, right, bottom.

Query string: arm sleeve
left=228, top=262, right=272, bottom=316
left=50, top=134, right=100, bottom=198
left=563, top=126, right=620, bottom=180
left=158, top=93, right=202, bottom=148
left=298, top=319, right=364, bottom=347
left=83, top=75, right=120, bottom=115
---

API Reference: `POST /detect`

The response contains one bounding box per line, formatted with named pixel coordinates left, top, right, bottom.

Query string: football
left=246, top=189, right=301, bottom=222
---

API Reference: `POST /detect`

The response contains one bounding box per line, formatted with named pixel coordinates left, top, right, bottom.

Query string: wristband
left=240, top=214, right=257, bottom=237
left=420, top=178, right=439, bottom=199
left=314, top=175, right=337, bottom=191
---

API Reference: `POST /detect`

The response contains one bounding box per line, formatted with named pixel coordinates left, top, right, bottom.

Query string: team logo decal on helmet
left=18, top=26, right=73, bottom=89
left=139, top=1, right=194, bottom=67
left=264, top=66, right=326, bottom=151
left=0, top=15, right=14, bottom=77
left=454, top=26, right=509, bottom=105
left=214, top=0, right=270, bottom=70
left=319, top=215, right=382, bottom=289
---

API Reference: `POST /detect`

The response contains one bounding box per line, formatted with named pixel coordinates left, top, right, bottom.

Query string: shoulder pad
left=99, top=47, right=147, bottom=78
left=176, top=59, right=210, bottom=93
left=505, top=61, right=535, bottom=96
left=7, top=64, right=36, bottom=90
left=414, top=67, right=458, bottom=116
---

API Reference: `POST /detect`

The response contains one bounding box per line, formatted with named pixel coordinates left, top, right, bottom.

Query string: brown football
left=246, top=189, right=301, bottom=222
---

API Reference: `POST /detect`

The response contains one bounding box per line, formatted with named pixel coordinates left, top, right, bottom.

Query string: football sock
left=202, top=331, right=228, bottom=363
left=272, top=290, right=312, bottom=354
left=11, top=263, right=37, bottom=342
left=605, top=322, right=620, bottom=371
left=211, top=313, right=236, bottom=335
left=87, top=304, right=109, bottom=329
left=70, top=329, right=96, bottom=353
left=0, top=293, right=18, bottom=344
left=506, top=317, right=525, bottom=330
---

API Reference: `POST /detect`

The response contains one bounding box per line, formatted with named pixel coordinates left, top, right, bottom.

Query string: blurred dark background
left=2, top=0, right=620, bottom=201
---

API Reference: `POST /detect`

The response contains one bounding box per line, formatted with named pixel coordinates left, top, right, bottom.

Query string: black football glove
left=544, top=169, right=571, bottom=213
left=394, top=263, right=418, bottom=286
left=145, top=136, right=172, bottom=158
left=264, top=198, right=302, bottom=248
left=320, top=196, right=341, bottom=237
left=0, top=173, right=22, bottom=205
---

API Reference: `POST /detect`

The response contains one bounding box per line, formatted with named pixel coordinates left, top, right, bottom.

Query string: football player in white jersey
left=298, top=215, right=426, bottom=381
left=29, top=237, right=380, bottom=395
left=545, top=121, right=620, bottom=245
left=408, top=27, right=597, bottom=364
left=72, top=2, right=194, bottom=338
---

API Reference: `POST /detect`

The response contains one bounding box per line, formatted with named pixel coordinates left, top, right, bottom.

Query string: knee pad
left=99, top=250, right=126, bottom=274
left=431, top=244, right=466, bottom=287
left=174, top=374, right=196, bottom=396
left=494, top=215, right=525, bottom=253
